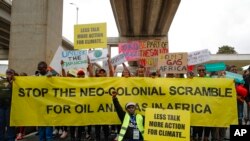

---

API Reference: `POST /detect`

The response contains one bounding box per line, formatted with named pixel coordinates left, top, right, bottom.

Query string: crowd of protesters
left=0, top=55, right=250, bottom=141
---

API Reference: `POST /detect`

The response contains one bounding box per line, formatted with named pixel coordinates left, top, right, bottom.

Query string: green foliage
left=216, top=45, right=237, bottom=54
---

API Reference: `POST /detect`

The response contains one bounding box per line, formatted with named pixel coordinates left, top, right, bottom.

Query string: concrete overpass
left=110, top=0, right=180, bottom=37
left=0, top=0, right=10, bottom=60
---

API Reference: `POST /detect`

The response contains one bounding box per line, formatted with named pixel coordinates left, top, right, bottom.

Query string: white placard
left=103, top=53, right=126, bottom=69
left=49, top=46, right=64, bottom=74
left=88, top=48, right=108, bottom=63
left=188, top=49, right=211, bottom=65
left=62, top=50, right=88, bottom=70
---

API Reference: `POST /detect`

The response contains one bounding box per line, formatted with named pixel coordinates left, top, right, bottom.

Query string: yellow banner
left=74, top=23, right=107, bottom=49
left=11, top=77, right=238, bottom=126
left=144, top=108, right=190, bottom=141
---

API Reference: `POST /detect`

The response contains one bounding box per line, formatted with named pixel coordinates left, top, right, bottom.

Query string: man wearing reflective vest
left=112, top=91, right=144, bottom=141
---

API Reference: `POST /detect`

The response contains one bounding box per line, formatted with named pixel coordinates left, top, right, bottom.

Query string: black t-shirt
left=0, top=80, right=12, bottom=107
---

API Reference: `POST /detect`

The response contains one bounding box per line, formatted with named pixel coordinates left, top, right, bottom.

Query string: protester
left=229, top=65, right=245, bottom=125
left=166, top=73, right=175, bottom=78
left=0, top=69, right=16, bottom=141
left=121, top=63, right=131, bottom=77
left=88, top=54, right=114, bottom=141
left=135, top=65, right=146, bottom=77
left=15, top=72, right=28, bottom=140
left=243, top=67, right=250, bottom=125
left=36, top=61, right=53, bottom=141
left=76, top=69, right=92, bottom=140
left=192, top=65, right=211, bottom=141
left=112, top=91, right=144, bottom=141
left=209, top=71, right=227, bottom=141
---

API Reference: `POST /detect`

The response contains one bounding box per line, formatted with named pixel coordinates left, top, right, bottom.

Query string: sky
left=62, top=0, right=250, bottom=54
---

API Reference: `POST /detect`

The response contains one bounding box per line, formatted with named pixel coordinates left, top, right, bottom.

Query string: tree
left=216, top=45, right=237, bottom=54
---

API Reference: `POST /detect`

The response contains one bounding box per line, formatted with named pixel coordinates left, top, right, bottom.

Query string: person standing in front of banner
left=15, top=72, right=28, bottom=140
left=0, top=69, right=16, bottom=141
left=88, top=54, right=114, bottom=141
left=35, top=61, right=53, bottom=141
left=230, top=65, right=246, bottom=125
left=244, top=67, right=250, bottom=125
left=192, top=65, right=210, bottom=141
left=111, top=90, right=144, bottom=141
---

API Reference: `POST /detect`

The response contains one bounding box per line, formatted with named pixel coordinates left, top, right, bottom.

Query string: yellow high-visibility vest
left=118, top=113, right=144, bottom=141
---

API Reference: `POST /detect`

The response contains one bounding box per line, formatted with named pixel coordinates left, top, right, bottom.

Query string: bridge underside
left=0, top=0, right=10, bottom=59
left=110, top=0, right=181, bottom=37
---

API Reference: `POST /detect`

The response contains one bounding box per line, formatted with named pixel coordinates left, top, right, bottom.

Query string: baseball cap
left=77, top=69, right=85, bottom=76
left=125, top=102, right=136, bottom=109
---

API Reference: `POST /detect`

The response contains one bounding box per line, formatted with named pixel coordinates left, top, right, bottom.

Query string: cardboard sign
left=188, top=49, right=211, bottom=65
left=74, top=23, right=107, bottom=49
left=205, top=62, right=226, bottom=72
left=158, top=52, right=188, bottom=74
left=145, top=108, right=190, bottom=141
left=88, top=48, right=108, bottom=63
left=118, top=41, right=140, bottom=61
left=103, top=53, right=126, bottom=69
left=225, top=71, right=244, bottom=84
left=49, top=46, right=64, bottom=74
left=139, top=39, right=168, bottom=67
left=62, top=50, right=88, bottom=70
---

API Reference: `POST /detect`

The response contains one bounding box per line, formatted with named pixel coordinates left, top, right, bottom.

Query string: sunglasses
left=198, top=69, right=205, bottom=72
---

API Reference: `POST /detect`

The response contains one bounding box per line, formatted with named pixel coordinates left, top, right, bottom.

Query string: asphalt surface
left=19, top=128, right=231, bottom=141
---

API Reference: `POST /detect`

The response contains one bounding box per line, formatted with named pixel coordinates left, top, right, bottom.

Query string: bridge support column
left=9, top=0, right=63, bottom=74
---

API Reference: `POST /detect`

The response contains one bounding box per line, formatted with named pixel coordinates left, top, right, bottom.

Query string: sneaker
left=53, top=129, right=58, bottom=135
left=59, top=129, right=63, bottom=135
left=85, top=133, right=91, bottom=140
left=60, top=131, right=68, bottom=139
left=114, top=136, right=118, bottom=141
left=16, top=133, right=24, bottom=140
left=247, top=120, right=250, bottom=125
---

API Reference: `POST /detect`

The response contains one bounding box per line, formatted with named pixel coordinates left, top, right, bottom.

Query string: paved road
left=20, top=128, right=231, bottom=141
left=21, top=127, right=117, bottom=141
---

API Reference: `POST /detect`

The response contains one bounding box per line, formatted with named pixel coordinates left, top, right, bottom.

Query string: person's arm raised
left=112, top=91, right=126, bottom=121
left=87, top=57, right=94, bottom=77
left=61, top=60, right=66, bottom=77
left=107, top=54, right=114, bottom=77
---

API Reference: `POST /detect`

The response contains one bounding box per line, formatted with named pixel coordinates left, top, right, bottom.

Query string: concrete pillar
left=9, top=0, right=63, bottom=75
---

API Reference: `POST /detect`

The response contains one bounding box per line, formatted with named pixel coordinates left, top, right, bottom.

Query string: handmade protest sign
left=158, top=52, right=188, bottom=74
left=145, top=108, right=190, bottom=141
left=103, top=53, right=126, bottom=69
left=118, top=41, right=140, bottom=61
left=49, top=46, right=64, bottom=74
left=188, top=49, right=211, bottom=65
left=88, top=48, right=108, bottom=63
left=139, top=39, right=168, bottom=67
left=225, top=71, right=244, bottom=84
left=61, top=50, right=88, bottom=70
left=74, top=23, right=107, bottom=49
left=205, top=62, right=226, bottom=72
